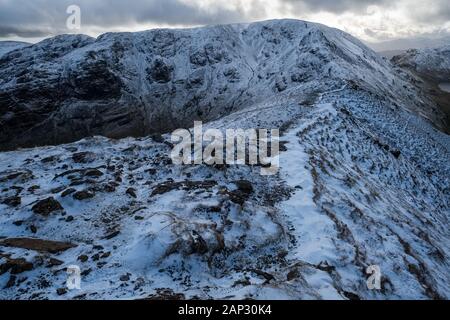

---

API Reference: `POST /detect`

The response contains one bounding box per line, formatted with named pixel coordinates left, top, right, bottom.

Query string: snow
left=0, top=19, right=449, bottom=300
left=279, top=104, right=338, bottom=264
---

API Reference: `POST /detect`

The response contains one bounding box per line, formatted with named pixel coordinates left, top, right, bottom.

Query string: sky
left=0, top=0, right=449, bottom=50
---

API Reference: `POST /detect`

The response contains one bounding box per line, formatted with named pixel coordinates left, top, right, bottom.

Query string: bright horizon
left=0, top=0, right=449, bottom=51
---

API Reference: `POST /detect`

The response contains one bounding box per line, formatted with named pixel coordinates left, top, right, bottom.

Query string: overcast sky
left=0, top=0, right=449, bottom=50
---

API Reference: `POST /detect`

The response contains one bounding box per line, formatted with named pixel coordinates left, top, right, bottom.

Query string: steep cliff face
left=392, top=45, right=450, bottom=81
left=0, top=19, right=440, bottom=150
left=392, top=46, right=450, bottom=132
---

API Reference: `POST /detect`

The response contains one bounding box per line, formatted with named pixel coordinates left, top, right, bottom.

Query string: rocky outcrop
left=0, top=238, right=76, bottom=253
left=31, top=197, right=64, bottom=216
left=391, top=46, right=450, bottom=133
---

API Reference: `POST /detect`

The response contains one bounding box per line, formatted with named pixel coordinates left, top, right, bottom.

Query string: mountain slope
left=0, top=41, right=29, bottom=58
left=0, top=20, right=449, bottom=300
left=0, top=19, right=442, bottom=150
left=392, top=46, right=450, bottom=132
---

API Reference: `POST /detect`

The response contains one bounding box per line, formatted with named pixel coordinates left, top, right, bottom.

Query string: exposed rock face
left=31, top=197, right=64, bottom=216
left=73, top=190, right=95, bottom=200
left=391, top=46, right=450, bottom=132
left=0, top=257, right=33, bottom=275
left=0, top=238, right=76, bottom=253
left=392, top=46, right=450, bottom=82
left=0, top=20, right=443, bottom=150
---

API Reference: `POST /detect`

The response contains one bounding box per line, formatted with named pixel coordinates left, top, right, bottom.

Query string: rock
left=234, top=180, right=254, bottom=194
left=287, top=268, right=300, bottom=281
left=65, top=147, right=78, bottom=153
left=32, top=197, right=64, bottom=216
left=232, top=278, right=251, bottom=287
left=190, top=51, right=208, bottom=66
left=151, top=180, right=217, bottom=196
left=391, top=149, right=401, bottom=159
left=41, top=155, right=58, bottom=163
left=91, top=253, right=100, bottom=261
left=2, top=196, right=21, bottom=207
left=61, top=188, right=76, bottom=197
left=104, top=230, right=120, bottom=240
left=11, top=186, right=23, bottom=194
left=191, top=231, right=208, bottom=255
left=316, top=261, right=336, bottom=273
left=148, top=58, right=173, bottom=83
left=150, top=134, right=164, bottom=143
left=144, top=288, right=185, bottom=300
left=228, top=191, right=247, bottom=205
left=120, top=274, right=130, bottom=282
left=0, top=258, right=33, bottom=275
left=0, top=170, right=33, bottom=183
left=228, top=180, right=254, bottom=205
left=279, top=141, right=288, bottom=152
left=0, top=238, right=76, bottom=253
left=81, top=268, right=92, bottom=276
left=51, top=186, right=66, bottom=194
left=30, top=225, right=37, bottom=234
left=103, top=183, right=116, bottom=193
left=72, top=152, right=96, bottom=164
left=126, top=188, right=137, bottom=198
left=56, top=288, right=67, bottom=296
left=73, top=190, right=95, bottom=200
left=47, top=258, right=64, bottom=267
left=248, top=269, right=275, bottom=283
left=28, top=185, right=40, bottom=193
left=78, top=255, right=88, bottom=263
left=85, top=169, right=103, bottom=178
left=342, top=291, right=360, bottom=301
left=4, top=275, right=16, bottom=288
left=65, top=216, right=74, bottom=222
left=276, top=76, right=288, bottom=92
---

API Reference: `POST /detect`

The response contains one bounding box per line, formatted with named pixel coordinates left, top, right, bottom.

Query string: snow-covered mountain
left=0, top=41, right=29, bottom=58
left=392, top=45, right=450, bottom=82
left=391, top=46, right=450, bottom=132
left=0, top=19, right=444, bottom=150
left=0, top=20, right=449, bottom=300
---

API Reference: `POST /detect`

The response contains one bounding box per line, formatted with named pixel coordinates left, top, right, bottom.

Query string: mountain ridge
left=0, top=19, right=446, bottom=150
left=0, top=19, right=449, bottom=300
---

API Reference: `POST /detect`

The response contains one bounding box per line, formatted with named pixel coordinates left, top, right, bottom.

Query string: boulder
left=0, top=238, right=76, bottom=253
left=32, top=197, right=63, bottom=216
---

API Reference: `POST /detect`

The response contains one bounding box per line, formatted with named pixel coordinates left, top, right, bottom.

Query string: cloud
left=280, top=0, right=391, bottom=14
left=0, top=0, right=260, bottom=38
left=0, top=0, right=448, bottom=48
left=406, top=0, right=450, bottom=24
left=0, top=25, right=51, bottom=38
